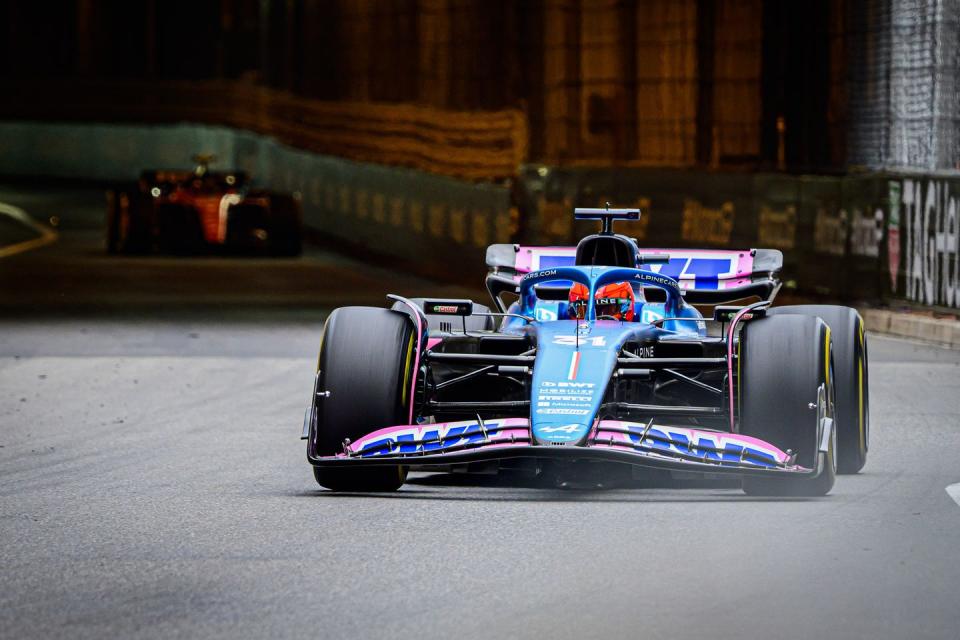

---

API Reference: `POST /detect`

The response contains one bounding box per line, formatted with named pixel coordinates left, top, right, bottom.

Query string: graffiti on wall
left=902, top=178, right=960, bottom=307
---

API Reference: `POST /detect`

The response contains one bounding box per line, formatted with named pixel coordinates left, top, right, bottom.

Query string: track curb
left=860, top=308, right=960, bottom=349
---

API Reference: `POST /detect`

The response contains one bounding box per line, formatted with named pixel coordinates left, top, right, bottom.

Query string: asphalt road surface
left=2, top=184, right=960, bottom=639
left=1, top=316, right=959, bottom=639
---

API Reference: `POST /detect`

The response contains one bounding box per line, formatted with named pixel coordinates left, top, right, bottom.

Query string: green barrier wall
left=0, top=121, right=513, bottom=280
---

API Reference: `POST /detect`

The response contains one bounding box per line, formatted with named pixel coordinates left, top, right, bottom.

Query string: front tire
left=311, top=306, right=415, bottom=492
left=739, top=314, right=836, bottom=497
left=769, top=305, right=868, bottom=473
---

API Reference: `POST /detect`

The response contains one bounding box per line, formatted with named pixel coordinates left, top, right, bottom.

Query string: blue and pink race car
left=303, top=207, right=869, bottom=495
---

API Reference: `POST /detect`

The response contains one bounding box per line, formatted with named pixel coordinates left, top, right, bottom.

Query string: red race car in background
left=106, top=155, right=302, bottom=256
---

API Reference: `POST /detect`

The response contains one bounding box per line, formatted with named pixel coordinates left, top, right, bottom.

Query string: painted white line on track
left=947, top=483, right=960, bottom=508
left=0, top=201, right=58, bottom=258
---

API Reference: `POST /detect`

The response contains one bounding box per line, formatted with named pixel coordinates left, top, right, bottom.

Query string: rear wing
left=485, top=244, right=782, bottom=306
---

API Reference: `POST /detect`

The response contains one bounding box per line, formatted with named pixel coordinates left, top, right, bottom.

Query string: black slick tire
left=311, top=306, right=415, bottom=492
left=769, top=305, right=868, bottom=474
left=106, top=189, right=151, bottom=254
left=157, top=205, right=205, bottom=254
left=739, top=314, right=836, bottom=497
left=106, top=189, right=121, bottom=254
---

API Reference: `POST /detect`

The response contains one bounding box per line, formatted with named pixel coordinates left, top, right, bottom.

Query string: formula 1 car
left=106, top=155, right=301, bottom=255
left=303, top=207, right=869, bottom=495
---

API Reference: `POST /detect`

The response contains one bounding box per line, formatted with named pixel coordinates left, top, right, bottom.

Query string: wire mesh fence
left=848, top=0, right=960, bottom=171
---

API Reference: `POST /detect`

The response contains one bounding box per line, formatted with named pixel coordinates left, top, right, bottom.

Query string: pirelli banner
left=517, top=167, right=960, bottom=309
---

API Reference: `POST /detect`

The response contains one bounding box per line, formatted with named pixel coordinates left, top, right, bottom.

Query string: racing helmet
left=567, top=283, right=590, bottom=319
left=595, top=282, right=635, bottom=321
left=567, top=282, right=635, bottom=321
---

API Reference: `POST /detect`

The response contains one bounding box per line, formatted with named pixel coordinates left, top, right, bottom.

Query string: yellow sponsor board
left=814, top=207, right=847, bottom=255
left=681, top=199, right=734, bottom=245
left=371, top=193, right=386, bottom=223
left=409, top=201, right=424, bottom=233
left=324, top=184, right=336, bottom=212
left=449, top=207, right=466, bottom=243
left=471, top=210, right=489, bottom=248
left=633, top=197, right=651, bottom=241
left=539, top=197, right=573, bottom=241
left=495, top=210, right=513, bottom=243
left=355, top=189, right=369, bottom=219
left=389, top=197, right=405, bottom=227
left=757, top=205, right=797, bottom=249
left=428, top=203, right=446, bottom=237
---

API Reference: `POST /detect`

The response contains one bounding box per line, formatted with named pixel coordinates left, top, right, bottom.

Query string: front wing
left=308, top=418, right=828, bottom=479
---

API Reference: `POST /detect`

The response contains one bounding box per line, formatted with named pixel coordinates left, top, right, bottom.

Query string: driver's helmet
left=567, top=282, right=635, bottom=321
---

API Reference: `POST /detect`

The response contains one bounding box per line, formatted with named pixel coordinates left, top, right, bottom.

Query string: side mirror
left=713, top=305, right=767, bottom=323
left=533, top=285, right=570, bottom=301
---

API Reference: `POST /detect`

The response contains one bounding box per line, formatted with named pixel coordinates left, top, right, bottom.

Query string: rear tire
left=739, top=314, right=836, bottom=497
left=157, top=205, right=205, bottom=254
left=769, top=305, right=868, bottom=473
left=106, top=189, right=151, bottom=254
left=106, top=190, right=121, bottom=254
left=311, top=306, right=415, bottom=492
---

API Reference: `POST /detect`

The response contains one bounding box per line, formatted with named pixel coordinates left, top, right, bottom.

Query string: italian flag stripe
left=567, top=351, right=581, bottom=380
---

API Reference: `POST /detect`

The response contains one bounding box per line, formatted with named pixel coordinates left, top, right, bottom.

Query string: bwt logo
left=358, top=423, right=495, bottom=456
left=625, top=428, right=779, bottom=467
